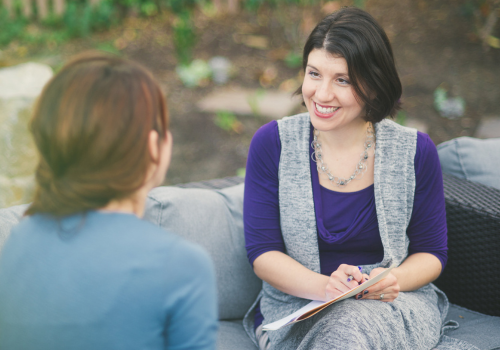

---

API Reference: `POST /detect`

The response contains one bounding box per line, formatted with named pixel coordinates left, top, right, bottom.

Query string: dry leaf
left=487, top=35, right=500, bottom=49
left=259, top=66, right=278, bottom=87
left=267, top=48, right=289, bottom=61
left=243, top=36, right=269, bottom=50
left=232, top=121, right=244, bottom=134
left=114, top=38, right=128, bottom=50
left=322, top=1, right=341, bottom=14
left=279, top=78, right=300, bottom=92
left=301, top=13, right=316, bottom=36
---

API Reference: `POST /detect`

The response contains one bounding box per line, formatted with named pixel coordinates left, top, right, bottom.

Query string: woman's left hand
left=355, top=267, right=400, bottom=302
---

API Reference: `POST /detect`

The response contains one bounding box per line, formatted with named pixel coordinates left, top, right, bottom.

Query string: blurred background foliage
left=0, top=0, right=499, bottom=206
left=0, top=0, right=317, bottom=48
left=1, top=0, right=498, bottom=62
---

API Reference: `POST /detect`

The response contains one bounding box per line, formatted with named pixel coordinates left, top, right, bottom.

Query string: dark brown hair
left=26, top=52, right=169, bottom=217
left=296, top=7, right=402, bottom=123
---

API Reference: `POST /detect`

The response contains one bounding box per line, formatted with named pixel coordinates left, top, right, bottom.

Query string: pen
left=347, top=266, right=363, bottom=282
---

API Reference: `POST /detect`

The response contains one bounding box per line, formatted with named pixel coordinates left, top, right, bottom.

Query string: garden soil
left=2, top=0, right=500, bottom=186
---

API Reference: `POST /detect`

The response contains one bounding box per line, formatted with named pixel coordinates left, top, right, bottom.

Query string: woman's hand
left=325, top=264, right=370, bottom=301
left=355, top=267, right=400, bottom=302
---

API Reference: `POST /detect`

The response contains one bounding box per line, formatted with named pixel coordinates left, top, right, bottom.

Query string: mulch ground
left=2, top=0, right=499, bottom=185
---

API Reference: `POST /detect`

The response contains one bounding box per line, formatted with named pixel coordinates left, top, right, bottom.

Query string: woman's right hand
left=325, top=264, right=368, bottom=301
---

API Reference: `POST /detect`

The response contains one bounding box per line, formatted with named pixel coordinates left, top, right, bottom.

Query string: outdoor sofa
left=1, top=173, right=499, bottom=349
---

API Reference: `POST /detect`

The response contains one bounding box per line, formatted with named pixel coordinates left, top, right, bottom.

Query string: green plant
left=63, top=1, right=92, bottom=38
left=165, top=0, right=197, bottom=14
left=284, top=51, right=302, bottom=68
left=244, top=0, right=319, bottom=11
left=353, top=0, right=366, bottom=9
left=90, top=0, right=119, bottom=30
left=247, top=89, right=266, bottom=117
left=0, top=7, right=27, bottom=46
left=140, top=1, right=158, bottom=16
left=176, top=59, right=211, bottom=87
left=395, top=111, right=406, bottom=126
left=96, top=41, right=122, bottom=55
left=173, top=9, right=197, bottom=64
left=214, top=110, right=243, bottom=133
left=236, top=168, right=246, bottom=177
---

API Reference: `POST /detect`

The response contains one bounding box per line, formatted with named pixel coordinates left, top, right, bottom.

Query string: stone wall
left=0, top=62, right=53, bottom=209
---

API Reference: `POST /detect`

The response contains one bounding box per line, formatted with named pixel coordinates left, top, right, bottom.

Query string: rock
left=176, top=60, right=212, bottom=88
left=209, top=56, right=231, bottom=85
left=475, top=116, right=500, bottom=139
left=0, top=62, right=53, bottom=99
left=433, top=87, right=465, bottom=120
left=197, top=87, right=302, bottom=119
left=0, top=62, right=53, bottom=209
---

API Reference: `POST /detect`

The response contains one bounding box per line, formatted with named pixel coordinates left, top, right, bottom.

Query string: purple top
left=244, top=120, right=448, bottom=274
left=244, top=121, right=448, bottom=329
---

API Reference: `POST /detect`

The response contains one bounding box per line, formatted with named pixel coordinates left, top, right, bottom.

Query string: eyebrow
left=306, top=64, right=349, bottom=77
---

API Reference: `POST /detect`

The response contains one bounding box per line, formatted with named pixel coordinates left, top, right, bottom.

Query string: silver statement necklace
left=311, top=123, right=375, bottom=188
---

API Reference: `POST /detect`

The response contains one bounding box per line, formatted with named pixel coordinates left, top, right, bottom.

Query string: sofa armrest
left=433, top=173, right=500, bottom=316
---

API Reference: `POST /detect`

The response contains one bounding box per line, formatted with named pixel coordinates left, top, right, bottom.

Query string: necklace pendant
left=311, top=123, right=375, bottom=188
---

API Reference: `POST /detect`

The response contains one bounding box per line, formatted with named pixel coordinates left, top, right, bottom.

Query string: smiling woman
left=242, top=7, right=454, bottom=350
left=296, top=7, right=402, bottom=124
left=302, top=52, right=365, bottom=133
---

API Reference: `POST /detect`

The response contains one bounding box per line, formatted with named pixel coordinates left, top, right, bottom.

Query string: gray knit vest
left=243, top=113, right=418, bottom=346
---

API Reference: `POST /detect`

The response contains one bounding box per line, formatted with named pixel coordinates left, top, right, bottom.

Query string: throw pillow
left=143, top=183, right=262, bottom=321
left=437, top=136, right=500, bottom=190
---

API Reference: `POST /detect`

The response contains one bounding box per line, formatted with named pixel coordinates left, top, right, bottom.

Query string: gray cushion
left=437, top=137, right=500, bottom=190
left=217, top=320, right=257, bottom=350
left=444, top=304, right=500, bottom=350
left=0, top=204, right=28, bottom=252
left=144, top=184, right=262, bottom=320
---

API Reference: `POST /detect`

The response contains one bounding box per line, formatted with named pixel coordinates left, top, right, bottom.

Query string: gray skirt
left=263, top=284, right=444, bottom=350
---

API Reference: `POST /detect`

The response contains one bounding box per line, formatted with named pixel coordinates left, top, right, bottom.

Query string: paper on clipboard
left=262, top=265, right=396, bottom=331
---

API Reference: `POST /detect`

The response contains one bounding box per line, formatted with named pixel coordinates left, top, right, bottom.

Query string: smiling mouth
left=315, top=102, right=340, bottom=114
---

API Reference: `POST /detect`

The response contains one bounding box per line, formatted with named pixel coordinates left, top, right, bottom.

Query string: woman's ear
left=161, top=131, right=173, bottom=171
left=148, top=130, right=173, bottom=188
left=148, top=130, right=160, bottom=163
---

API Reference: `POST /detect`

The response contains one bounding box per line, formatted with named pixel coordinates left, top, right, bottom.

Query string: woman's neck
left=100, top=187, right=149, bottom=217
left=317, top=119, right=371, bottom=152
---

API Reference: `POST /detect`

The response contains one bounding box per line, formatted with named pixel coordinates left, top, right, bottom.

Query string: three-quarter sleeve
left=406, top=132, right=448, bottom=270
left=244, top=121, right=285, bottom=266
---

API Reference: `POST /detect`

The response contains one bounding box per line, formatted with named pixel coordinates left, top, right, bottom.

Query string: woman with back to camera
left=0, top=53, right=218, bottom=350
left=243, top=7, right=453, bottom=350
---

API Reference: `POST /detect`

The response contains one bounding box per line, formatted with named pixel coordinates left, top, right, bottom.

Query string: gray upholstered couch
left=1, top=174, right=500, bottom=350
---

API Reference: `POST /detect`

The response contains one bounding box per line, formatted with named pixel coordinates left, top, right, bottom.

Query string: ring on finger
left=380, top=293, right=385, bottom=300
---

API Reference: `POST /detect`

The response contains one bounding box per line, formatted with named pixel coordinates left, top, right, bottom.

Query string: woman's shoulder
left=416, top=131, right=438, bottom=160
left=249, top=120, right=281, bottom=161
left=276, top=112, right=311, bottom=134
left=93, top=213, right=215, bottom=277
left=251, top=112, right=310, bottom=147
left=95, top=213, right=210, bottom=259
left=376, top=118, right=418, bottom=138
left=415, top=131, right=440, bottom=176
left=8, top=212, right=207, bottom=262
left=253, top=120, right=279, bottom=142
